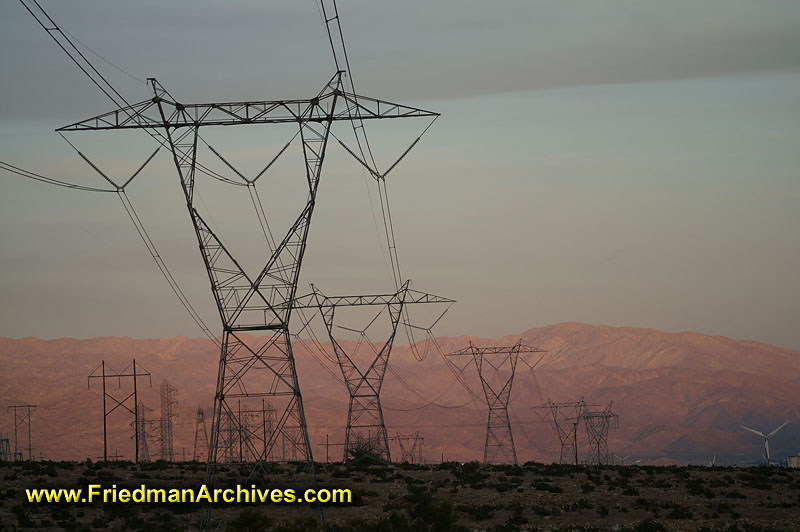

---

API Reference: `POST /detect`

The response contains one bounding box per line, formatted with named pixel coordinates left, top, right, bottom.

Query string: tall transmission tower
left=87, top=360, right=151, bottom=462
left=193, top=407, right=209, bottom=462
left=391, top=432, right=424, bottom=464
left=7, top=405, right=36, bottom=461
left=61, top=74, right=438, bottom=482
left=21, top=1, right=446, bottom=527
left=134, top=401, right=154, bottom=462
left=296, top=283, right=453, bottom=464
left=535, top=399, right=599, bottom=465
left=446, top=342, right=546, bottom=464
left=0, top=432, right=10, bottom=462
left=583, top=402, right=619, bottom=465
left=159, top=380, right=178, bottom=462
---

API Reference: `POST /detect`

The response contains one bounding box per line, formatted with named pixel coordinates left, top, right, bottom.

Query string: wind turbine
left=741, top=421, right=789, bottom=465
left=708, top=453, right=716, bottom=467
left=614, top=453, right=631, bottom=465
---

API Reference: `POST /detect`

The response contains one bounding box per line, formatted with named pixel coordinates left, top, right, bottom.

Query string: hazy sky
left=1, top=1, right=799, bottom=348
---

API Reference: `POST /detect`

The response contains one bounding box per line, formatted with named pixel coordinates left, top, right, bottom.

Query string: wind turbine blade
left=765, top=439, right=770, bottom=463
left=768, top=420, right=789, bottom=437
left=740, top=425, right=765, bottom=437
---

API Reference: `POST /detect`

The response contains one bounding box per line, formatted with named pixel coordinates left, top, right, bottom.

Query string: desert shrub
left=456, top=503, right=501, bottom=520
left=532, top=480, right=564, bottom=493
left=272, top=517, right=319, bottom=532
left=627, top=519, right=667, bottom=532
left=666, top=505, right=693, bottom=519
left=404, top=486, right=459, bottom=531
left=12, top=504, right=34, bottom=527
left=225, top=508, right=273, bottom=532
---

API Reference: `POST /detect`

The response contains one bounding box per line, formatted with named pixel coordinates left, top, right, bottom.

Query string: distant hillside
left=1, top=323, right=798, bottom=464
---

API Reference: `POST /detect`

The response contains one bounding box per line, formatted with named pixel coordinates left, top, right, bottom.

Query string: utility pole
left=316, top=434, right=345, bottom=463
left=8, top=405, right=37, bottom=461
left=88, top=360, right=151, bottom=462
left=446, top=342, right=546, bottom=465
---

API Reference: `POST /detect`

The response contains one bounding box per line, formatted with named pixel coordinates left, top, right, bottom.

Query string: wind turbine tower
left=741, top=421, right=789, bottom=465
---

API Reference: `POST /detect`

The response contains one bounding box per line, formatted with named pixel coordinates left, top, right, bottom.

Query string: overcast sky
left=1, top=1, right=799, bottom=348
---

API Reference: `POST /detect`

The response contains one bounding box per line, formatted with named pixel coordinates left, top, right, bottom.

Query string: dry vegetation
left=1, top=460, right=800, bottom=531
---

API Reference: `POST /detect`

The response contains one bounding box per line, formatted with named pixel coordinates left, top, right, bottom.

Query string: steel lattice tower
left=135, top=401, right=154, bottom=462
left=294, top=282, right=452, bottom=464
left=535, top=399, right=600, bottom=464
left=60, top=72, right=439, bottom=485
left=446, top=342, right=546, bottom=464
left=159, top=380, right=178, bottom=462
left=584, top=402, right=618, bottom=465
left=392, top=432, right=424, bottom=464
left=193, top=408, right=209, bottom=462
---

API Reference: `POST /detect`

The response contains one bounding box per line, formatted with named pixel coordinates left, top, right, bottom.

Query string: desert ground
left=1, top=460, right=799, bottom=531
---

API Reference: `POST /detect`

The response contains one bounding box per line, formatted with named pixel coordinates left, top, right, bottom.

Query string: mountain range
left=1, top=322, right=798, bottom=465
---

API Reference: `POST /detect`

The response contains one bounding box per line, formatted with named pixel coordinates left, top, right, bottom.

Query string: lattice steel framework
left=446, top=342, right=546, bottom=464
left=193, top=408, right=209, bottom=462
left=60, top=71, right=439, bottom=484
left=0, top=434, right=10, bottom=462
left=159, top=380, right=178, bottom=462
left=134, top=401, right=154, bottom=462
left=392, top=432, right=424, bottom=464
left=583, top=402, right=618, bottom=465
left=294, top=283, right=452, bottom=464
left=535, top=399, right=599, bottom=465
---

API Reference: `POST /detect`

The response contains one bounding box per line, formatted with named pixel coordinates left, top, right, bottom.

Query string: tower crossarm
left=446, top=342, right=546, bottom=358
left=292, top=287, right=454, bottom=310
left=56, top=81, right=439, bottom=132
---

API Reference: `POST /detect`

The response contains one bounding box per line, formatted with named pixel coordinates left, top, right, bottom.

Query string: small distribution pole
left=8, top=405, right=37, bottom=461
left=88, top=359, right=151, bottom=462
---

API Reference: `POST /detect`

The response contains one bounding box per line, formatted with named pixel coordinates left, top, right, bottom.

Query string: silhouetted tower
left=583, top=402, right=619, bottom=465
left=446, top=342, right=546, bottom=464
left=134, top=401, right=154, bottom=462
left=88, top=360, right=151, bottom=462
left=392, top=432, right=424, bottom=464
left=62, top=74, right=438, bottom=483
left=7, top=405, right=36, bottom=461
left=536, top=399, right=599, bottom=464
left=297, top=282, right=452, bottom=464
left=159, top=380, right=178, bottom=461
left=193, top=408, right=209, bottom=462
left=0, top=433, right=10, bottom=462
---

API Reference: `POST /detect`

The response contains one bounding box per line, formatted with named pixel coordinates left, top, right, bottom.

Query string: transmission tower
left=193, top=408, right=209, bottom=462
left=535, top=399, right=599, bottom=465
left=391, top=432, right=424, bottom=464
left=159, top=380, right=178, bottom=462
left=583, top=402, right=619, bottom=465
left=134, top=401, right=154, bottom=462
left=295, top=282, right=452, bottom=464
left=446, top=342, right=546, bottom=464
left=7, top=405, right=36, bottom=461
left=87, top=360, right=151, bottom=462
left=61, top=72, right=438, bottom=482
left=0, top=432, right=10, bottom=462
left=22, top=1, right=446, bottom=527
